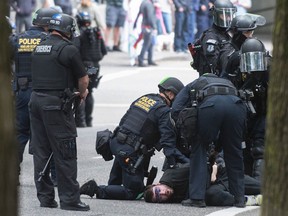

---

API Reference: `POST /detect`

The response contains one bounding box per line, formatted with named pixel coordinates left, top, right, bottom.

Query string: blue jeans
left=162, top=12, right=172, bottom=34
left=195, top=14, right=209, bottom=39
left=174, top=10, right=196, bottom=51
left=138, top=28, right=154, bottom=64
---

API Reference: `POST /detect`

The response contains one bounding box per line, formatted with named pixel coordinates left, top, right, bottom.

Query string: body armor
left=32, top=38, right=73, bottom=90
left=120, top=94, right=166, bottom=147
left=14, top=29, right=46, bottom=78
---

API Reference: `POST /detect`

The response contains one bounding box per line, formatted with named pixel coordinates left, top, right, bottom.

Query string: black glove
left=166, top=156, right=176, bottom=169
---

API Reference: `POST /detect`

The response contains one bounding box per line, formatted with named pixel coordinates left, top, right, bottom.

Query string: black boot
left=80, top=179, right=98, bottom=198
left=252, top=159, right=264, bottom=180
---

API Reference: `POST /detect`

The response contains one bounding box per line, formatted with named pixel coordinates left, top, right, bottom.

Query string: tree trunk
left=261, top=0, right=288, bottom=215
left=0, top=1, right=18, bottom=216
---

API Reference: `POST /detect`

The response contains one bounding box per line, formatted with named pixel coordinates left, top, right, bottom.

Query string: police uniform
left=221, top=39, right=269, bottom=180
left=30, top=34, right=87, bottom=206
left=172, top=74, right=247, bottom=206
left=10, top=26, right=47, bottom=166
left=239, top=73, right=268, bottom=180
left=95, top=93, right=188, bottom=200
left=74, top=25, right=105, bottom=127
left=197, top=24, right=231, bottom=76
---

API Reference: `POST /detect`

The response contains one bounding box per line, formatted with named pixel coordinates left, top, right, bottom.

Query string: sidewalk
left=101, top=48, right=191, bottom=67
left=101, top=34, right=273, bottom=68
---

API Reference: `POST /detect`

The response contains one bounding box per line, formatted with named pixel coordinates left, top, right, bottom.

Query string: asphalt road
left=18, top=53, right=261, bottom=216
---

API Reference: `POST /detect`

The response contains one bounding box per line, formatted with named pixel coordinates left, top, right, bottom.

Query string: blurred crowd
left=8, top=0, right=253, bottom=55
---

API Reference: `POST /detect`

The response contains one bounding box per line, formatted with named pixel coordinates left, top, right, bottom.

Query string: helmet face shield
left=240, top=52, right=267, bottom=73
left=214, top=8, right=236, bottom=27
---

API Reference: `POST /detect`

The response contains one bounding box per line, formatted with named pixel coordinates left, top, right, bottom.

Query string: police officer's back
left=30, top=13, right=90, bottom=211
left=10, top=7, right=60, bottom=176
left=172, top=74, right=247, bottom=208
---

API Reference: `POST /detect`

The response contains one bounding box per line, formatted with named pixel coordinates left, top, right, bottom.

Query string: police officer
left=172, top=73, right=247, bottom=207
left=10, top=7, right=60, bottom=177
left=238, top=38, right=270, bottom=180
left=74, top=11, right=106, bottom=127
left=193, top=0, right=236, bottom=75
left=79, top=77, right=189, bottom=200
left=30, top=13, right=90, bottom=211
left=219, top=14, right=266, bottom=79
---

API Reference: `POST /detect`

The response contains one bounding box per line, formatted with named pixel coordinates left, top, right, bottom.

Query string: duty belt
left=115, top=130, right=141, bottom=149
left=34, top=90, right=65, bottom=98
left=197, top=86, right=238, bottom=101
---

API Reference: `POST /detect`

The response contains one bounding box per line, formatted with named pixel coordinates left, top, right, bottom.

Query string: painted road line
left=206, top=206, right=259, bottom=216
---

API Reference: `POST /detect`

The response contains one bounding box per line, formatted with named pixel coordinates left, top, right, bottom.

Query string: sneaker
left=148, top=61, right=158, bottom=66
left=80, top=179, right=98, bottom=198
left=138, top=62, right=147, bottom=67
left=181, top=199, right=206, bottom=208
left=245, top=195, right=262, bottom=206
left=112, top=45, right=121, bottom=52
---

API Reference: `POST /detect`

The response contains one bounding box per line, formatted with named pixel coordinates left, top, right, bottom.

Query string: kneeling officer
left=80, top=77, right=189, bottom=200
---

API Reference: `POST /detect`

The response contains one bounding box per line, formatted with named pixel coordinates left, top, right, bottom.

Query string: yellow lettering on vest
left=19, top=38, right=41, bottom=45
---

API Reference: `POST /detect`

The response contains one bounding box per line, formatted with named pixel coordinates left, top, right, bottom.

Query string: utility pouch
left=59, top=138, right=77, bottom=160
left=176, top=106, right=198, bottom=144
left=96, top=129, right=113, bottom=161
left=17, top=77, right=29, bottom=90
left=116, top=131, right=128, bottom=144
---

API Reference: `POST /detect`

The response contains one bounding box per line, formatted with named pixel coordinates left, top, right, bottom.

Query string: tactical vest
left=120, top=94, right=165, bottom=147
left=192, top=74, right=237, bottom=101
left=32, top=38, right=72, bottom=90
left=80, top=27, right=103, bottom=62
left=196, top=26, right=230, bottom=75
left=14, top=30, right=46, bottom=78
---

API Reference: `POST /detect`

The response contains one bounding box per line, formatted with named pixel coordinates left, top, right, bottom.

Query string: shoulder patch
left=206, top=44, right=215, bottom=53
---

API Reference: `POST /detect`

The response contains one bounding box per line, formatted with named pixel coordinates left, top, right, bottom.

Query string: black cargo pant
left=29, top=91, right=80, bottom=205
left=188, top=95, right=247, bottom=204
left=205, top=174, right=261, bottom=206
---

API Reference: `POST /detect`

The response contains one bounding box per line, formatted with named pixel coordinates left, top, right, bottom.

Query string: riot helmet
left=49, top=13, right=77, bottom=39
left=158, top=77, right=184, bottom=95
left=211, top=0, right=236, bottom=28
left=240, top=38, right=268, bottom=73
left=32, top=7, right=61, bottom=27
left=229, top=14, right=266, bottom=32
left=76, top=11, right=91, bottom=27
